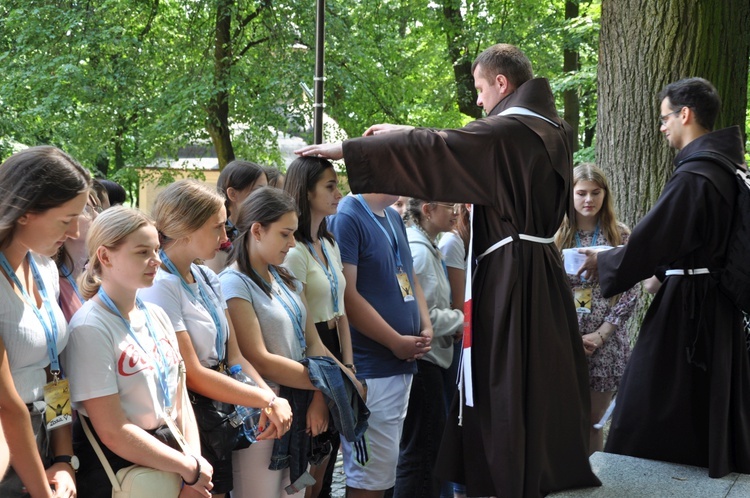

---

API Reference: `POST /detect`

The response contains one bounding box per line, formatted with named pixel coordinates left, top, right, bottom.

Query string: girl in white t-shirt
left=0, top=146, right=91, bottom=498
left=65, top=206, right=213, bottom=497
left=140, top=180, right=292, bottom=497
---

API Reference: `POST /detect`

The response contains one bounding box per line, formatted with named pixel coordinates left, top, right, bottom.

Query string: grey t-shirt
left=219, top=267, right=305, bottom=387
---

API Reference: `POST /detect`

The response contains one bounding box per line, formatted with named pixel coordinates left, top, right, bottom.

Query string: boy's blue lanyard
left=575, top=222, right=600, bottom=248
left=61, top=263, right=85, bottom=303
left=254, top=267, right=306, bottom=351
left=0, top=252, right=62, bottom=377
left=304, top=240, right=340, bottom=316
left=97, top=288, right=173, bottom=409
left=159, top=250, right=226, bottom=361
left=356, top=194, right=404, bottom=270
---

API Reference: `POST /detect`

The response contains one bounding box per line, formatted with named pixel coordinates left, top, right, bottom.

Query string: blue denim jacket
left=270, top=356, right=369, bottom=492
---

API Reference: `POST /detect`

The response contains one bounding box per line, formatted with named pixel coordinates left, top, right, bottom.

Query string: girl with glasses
left=395, top=198, right=463, bottom=497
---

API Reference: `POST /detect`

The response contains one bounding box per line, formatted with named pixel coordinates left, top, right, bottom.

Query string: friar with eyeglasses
left=296, top=43, right=600, bottom=498
left=577, top=78, right=750, bottom=478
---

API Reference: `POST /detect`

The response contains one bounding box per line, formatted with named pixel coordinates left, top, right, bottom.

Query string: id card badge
left=43, top=379, right=72, bottom=430
left=163, top=412, right=190, bottom=454
left=574, top=287, right=592, bottom=314
left=396, top=270, right=415, bottom=302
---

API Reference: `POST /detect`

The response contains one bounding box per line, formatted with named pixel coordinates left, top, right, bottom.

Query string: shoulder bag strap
left=80, top=416, right=122, bottom=492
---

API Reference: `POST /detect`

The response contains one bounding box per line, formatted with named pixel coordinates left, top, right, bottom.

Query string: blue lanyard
left=254, top=267, right=306, bottom=351
left=159, top=250, right=227, bottom=361
left=0, top=252, right=61, bottom=375
left=97, top=288, right=173, bottom=409
left=304, top=240, right=340, bottom=316
left=61, top=264, right=85, bottom=303
left=575, top=222, right=600, bottom=248
left=356, top=195, right=404, bottom=269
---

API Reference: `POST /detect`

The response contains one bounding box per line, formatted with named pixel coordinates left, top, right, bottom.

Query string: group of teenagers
left=0, top=142, right=631, bottom=498
left=0, top=150, right=373, bottom=498
left=3, top=40, right=750, bottom=498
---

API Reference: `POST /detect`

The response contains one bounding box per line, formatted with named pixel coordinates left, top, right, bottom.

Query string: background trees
left=0, top=1, right=601, bottom=177
left=0, top=0, right=746, bottom=209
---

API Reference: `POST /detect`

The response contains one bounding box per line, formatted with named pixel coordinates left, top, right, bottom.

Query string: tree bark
left=441, top=0, right=481, bottom=119
left=598, top=0, right=749, bottom=227
left=207, top=0, right=235, bottom=169
left=563, top=0, right=580, bottom=152
left=597, top=0, right=750, bottom=337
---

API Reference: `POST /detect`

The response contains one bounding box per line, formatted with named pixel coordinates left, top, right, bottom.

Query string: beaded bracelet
left=183, top=455, right=201, bottom=486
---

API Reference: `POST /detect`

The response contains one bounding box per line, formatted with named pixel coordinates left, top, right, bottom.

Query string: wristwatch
left=53, top=455, right=80, bottom=471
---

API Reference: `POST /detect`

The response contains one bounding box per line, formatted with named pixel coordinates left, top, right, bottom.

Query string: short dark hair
left=658, top=78, right=721, bottom=131
left=217, top=160, right=266, bottom=218
left=264, top=166, right=284, bottom=188
left=283, top=156, right=335, bottom=245
left=228, top=187, right=298, bottom=297
left=471, top=44, right=533, bottom=89
left=99, top=179, right=127, bottom=205
left=0, top=146, right=91, bottom=249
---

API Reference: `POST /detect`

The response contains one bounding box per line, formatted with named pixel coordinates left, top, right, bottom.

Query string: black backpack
left=677, top=151, right=750, bottom=313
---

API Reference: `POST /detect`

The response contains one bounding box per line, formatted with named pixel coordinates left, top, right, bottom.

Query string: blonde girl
left=140, top=180, right=292, bottom=496
left=65, top=207, right=213, bottom=497
left=555, top=164, right=639, bottom=454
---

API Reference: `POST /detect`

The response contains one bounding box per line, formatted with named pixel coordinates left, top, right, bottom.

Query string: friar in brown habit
left=579, top=78, right=750, bottom=479
left=296, top=44, right=600, bottom=497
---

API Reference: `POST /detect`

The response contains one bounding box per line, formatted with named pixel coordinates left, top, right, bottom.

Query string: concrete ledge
left=549, top=452, right=749, bottom=497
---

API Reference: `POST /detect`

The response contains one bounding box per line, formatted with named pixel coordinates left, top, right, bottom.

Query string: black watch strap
left=53, top=455, right=79, bottom=470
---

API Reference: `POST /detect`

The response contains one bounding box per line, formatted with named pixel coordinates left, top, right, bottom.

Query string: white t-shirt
left=219, top=267, right=305, bottom=388
left=139, top=265, right=229, bottom=368
left=283, top=239, right=347, bottom=323
left=65, top=299, right=182, bottom=430
left=0, top=253, right=69, bottom=404
left=438, top=232, right=467, bottom=270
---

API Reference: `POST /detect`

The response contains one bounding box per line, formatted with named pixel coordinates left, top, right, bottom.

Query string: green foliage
left=0, top=0, right=634, bottom=182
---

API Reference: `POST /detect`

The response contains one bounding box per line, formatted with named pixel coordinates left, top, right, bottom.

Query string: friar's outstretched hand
left=576, top=248, right=599, bottom=282
left=295, top=142, right=344, bottom=160
left=363, top=123, right=414, bottom=136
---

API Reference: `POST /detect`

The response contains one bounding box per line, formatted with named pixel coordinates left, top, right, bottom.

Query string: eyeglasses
left=82, top=203, right=103, bottom=220
left=659, top=109, right=682, bottom=126
left=435, top=202, right=459, bottom=214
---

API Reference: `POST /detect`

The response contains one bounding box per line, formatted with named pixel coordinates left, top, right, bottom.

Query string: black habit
left=599, top=126, right=750, bottom=478
left=342, top=78, right=600, bottom=497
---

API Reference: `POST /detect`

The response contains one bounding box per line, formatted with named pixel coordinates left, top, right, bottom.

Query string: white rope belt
left=476, top=234, right=556, bottom=263
left=664, top=268, right=711, bottom=276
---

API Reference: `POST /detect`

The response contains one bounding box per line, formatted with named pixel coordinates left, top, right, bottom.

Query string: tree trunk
left=597, top=0, right=750, bottom=338
left=563, top=0, right=580, bottom=151
left=598, top=0, right=749, bottom=226
left=441, top=0, right=481, bottom=119
left=207, top=0, right=236, bottom=169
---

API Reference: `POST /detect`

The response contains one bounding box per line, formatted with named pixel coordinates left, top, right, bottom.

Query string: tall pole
left=313, top=0, right=325, bottom=144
